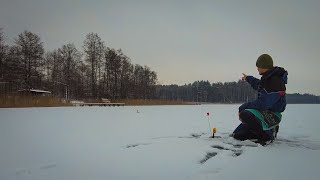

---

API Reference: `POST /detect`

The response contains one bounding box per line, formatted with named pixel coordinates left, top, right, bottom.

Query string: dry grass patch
left=0, top=95, right=71, bottom=108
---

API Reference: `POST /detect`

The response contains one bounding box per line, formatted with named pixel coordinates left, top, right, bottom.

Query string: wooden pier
left=74, top=102, right=125, bottom=107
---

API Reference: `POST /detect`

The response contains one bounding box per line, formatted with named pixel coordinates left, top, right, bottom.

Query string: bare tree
left=0, top=28, right=8, bottom=81
left=141, top=66, right=157, bottom=99
left=44, top=50, right=61, bottom=84
left=133, top=64, right=144, bottom=98
left=119, top=55, right=133, bottom=99
left=83, top=33, right=105, bottom=98
left=59, top=44, right=81, bottom=86
left=104, top=48, right=123, bottom=99
left=112, top=49, right=123, bottom=99
left=74, top=61, right=89, bottom=98
left=44, top=45, right=84, bottom=99
left=43, top=50, right=62, bottom=95
left=59, top=44, right=82, bottom=99
left=4, top=46, right=23, bottom=85
left=103, top=48, right=113, bottom=97
left=14, top=30, right=44, bottom=89
left=143, top=66, right=151, bottom=99
left=148, top=70, right=157, bottom=98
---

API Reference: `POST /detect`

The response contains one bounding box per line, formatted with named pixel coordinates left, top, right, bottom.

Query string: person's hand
left=241, top=73, right=247, bottom=81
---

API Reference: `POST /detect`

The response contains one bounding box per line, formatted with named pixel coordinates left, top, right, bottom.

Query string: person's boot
left=272, top=125, right=280, bottom=139
left=256, top=129, right=275, bottom=146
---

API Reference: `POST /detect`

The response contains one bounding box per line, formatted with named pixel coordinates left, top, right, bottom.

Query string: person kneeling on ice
left=232, top=54, right=288, bottom=145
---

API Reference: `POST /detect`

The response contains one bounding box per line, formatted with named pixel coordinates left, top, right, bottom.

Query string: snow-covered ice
left=0, top=104, right=320, bottom=180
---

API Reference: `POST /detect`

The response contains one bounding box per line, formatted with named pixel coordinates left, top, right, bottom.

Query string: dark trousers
left=233, top=110, right=273, bottom=142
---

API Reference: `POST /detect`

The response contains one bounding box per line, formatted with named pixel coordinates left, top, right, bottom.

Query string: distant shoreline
left=1, top=95, right=319, bottom=108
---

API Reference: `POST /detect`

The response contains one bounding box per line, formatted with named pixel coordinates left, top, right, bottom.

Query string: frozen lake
left=1, top=104, right=320, bottom=180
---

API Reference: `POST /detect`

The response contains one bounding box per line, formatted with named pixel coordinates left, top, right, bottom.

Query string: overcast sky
left=1, top=0, right=319, bottom=95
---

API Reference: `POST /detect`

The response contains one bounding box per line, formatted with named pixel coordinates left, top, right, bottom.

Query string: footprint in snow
left=179, top=132, right=207, bottom=139
left=126, top=143, right=151, bottom=148
left=211, top=145, right=243, bottom=157
left=274, top=138, right=320, bottom=150
left=199, top=152, right=218, bottom=164
left=199, top=143, right=245, bottom=164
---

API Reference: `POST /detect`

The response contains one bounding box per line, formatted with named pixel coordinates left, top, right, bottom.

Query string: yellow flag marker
left=212, top=127, right=217, bottom=138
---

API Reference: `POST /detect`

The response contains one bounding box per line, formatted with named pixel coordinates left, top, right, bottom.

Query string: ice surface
left=0, top=104, right=319, bottom=180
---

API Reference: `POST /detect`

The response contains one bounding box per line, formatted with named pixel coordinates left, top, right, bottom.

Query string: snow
left=0, top=104, right=320, bottom=180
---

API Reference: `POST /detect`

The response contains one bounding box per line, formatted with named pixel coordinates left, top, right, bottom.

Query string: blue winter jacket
left=239, top=67, right=288, bottom=113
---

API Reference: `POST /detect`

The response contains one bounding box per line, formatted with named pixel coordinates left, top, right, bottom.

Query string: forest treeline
left=0, top=29, right=157, bottom=100
left=156, top=81, right=320, bottom=104
left=156, top=80, right=257, bottom=103
left=0, top=28, right=319, bottom=104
